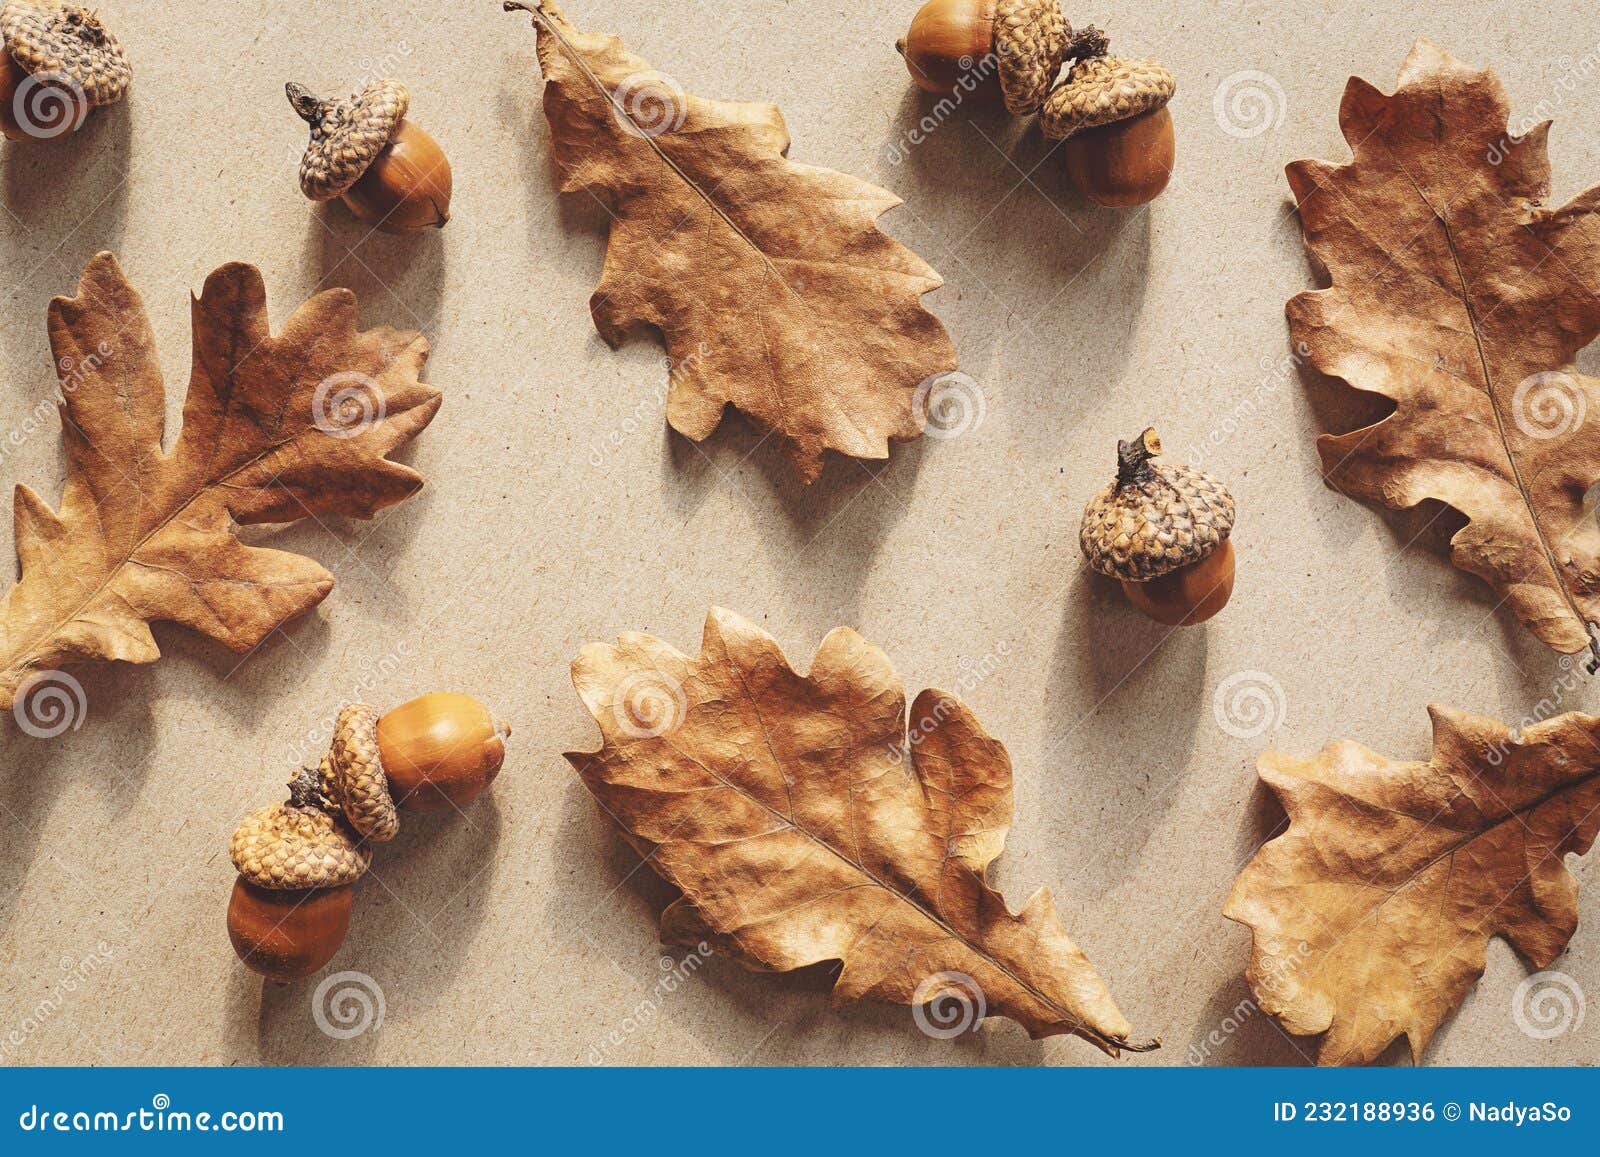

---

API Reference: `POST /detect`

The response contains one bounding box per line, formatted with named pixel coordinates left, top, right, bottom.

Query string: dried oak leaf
left=510, top=1, right=959, bottom=483
left=1288, top=42, right=1600, bottom=660
left=568, top=607, right=1155, bottom=1055
left=0, top=253, right=440, bottom=711
left=1224, top=704, right=1600, bottom=1065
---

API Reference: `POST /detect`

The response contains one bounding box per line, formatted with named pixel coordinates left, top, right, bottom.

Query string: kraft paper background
left=1, top=0, right=1596, bottom=1065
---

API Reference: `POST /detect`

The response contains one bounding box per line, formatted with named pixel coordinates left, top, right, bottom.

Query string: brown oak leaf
left=1224, top=704, right=1600, bottom=1065
left=567, top=608, right=1156, bottom=1055
left=510, top=1, right=959, bottom=483
left=0, top=253, right=440, bottom=713
left=1288, top=41, right=1600, bottom=661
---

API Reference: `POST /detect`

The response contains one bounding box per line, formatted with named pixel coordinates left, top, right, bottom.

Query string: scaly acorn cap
left=992, top=0, right=1070, bottom=116
left=0, top=1, right=130, bottom=107
left=329, top=702, right=399, bottom=842
left=230, top=768, right=370, bottom=890
left=1080, top=428, right=1234, bottom=582
left=288, top=78, right=408, bottom=201
left=1040, top=55, right=1175, bottom=139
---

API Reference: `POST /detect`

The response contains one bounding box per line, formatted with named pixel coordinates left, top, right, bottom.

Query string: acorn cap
left=1080, top=429, right=1234, bottom=582
left=229, top=770, right=370, bottom=890
left=288, top=78, right=408, bottom=201
left=1040, top=56, right=1175, bottom=139
left=992, top=0, right=1069, bottom=116
left=0, top=1, right=129, bottom=107
left=330, top=702, right=399, bottom=842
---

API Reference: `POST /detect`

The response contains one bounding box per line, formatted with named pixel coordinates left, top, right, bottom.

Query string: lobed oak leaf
left=1287, top=42, right=1600, bottom=661
left=508, top=1, right=960, bottom=483
left=0, top=252, right=441, bottom=713
left=1224, top=703, right=1600, bottom=1065
left=567, top=607, right=1156, bottom=1055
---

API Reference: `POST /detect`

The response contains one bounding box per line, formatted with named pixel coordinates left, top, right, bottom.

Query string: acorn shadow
left=240, top=795, right=503, bottom=1063
left=306, top=205, right=448, bottom=343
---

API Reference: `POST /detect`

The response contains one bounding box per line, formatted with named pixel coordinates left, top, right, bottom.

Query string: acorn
left=1041, top=55, right=1175, bottom=206
left=895, top=0, right=1087, bottom=115
left=376, top=693, right=510, bottom=814
left=227, top=768, right=368, bottom=982
left=227, top=879, right=355, bottom=984
left=1080, top=429, right=1235, bottom=626
left=329, top=702, right=400, bottom=841
left=288, top=78, right=451, bottom=234
left=0, top=1, right=128, bottom=141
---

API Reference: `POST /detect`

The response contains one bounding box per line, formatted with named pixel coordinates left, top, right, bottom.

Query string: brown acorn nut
left=1041, top=56, right=1175, bottom=206
left=0, top=2, right=129, bottom=142
left=376, top=693, right=510, bottom=814
left=896, top=0, right=1095, bottom=115
left=1080, top=429, right=1235, bottom=626
left=288, top=79, right=451, bottom=234
left=227, top=878, right=354, bottom=983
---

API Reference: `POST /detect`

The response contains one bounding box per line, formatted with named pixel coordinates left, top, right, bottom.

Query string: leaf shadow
left=0, top=668, right=159, bottom=939
left=229, top=795, right=503, bottom=1063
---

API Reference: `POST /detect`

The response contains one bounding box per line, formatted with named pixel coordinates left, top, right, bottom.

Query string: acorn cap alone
left=992, top=0, right=1069, bottom=116
left=329, top=701, right=400, bottom=842
left=1080, top=429, right=1234, bottom=582
left=230, top=798, right=370, bottom=890
left=1040, top=56, right=1175, bottom=139
left=0, top=1, right=130, bottom=107
left=289, top=78, right=408, bottom=201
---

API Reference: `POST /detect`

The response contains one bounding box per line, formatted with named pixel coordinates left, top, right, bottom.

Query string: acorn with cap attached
left=287, top=78, right=452, bottom=234
left=1080, top=429, right=1235, bottom=626
left=895, top=0, right=1109, bottom=116
left=0, top=1, right=128, bottom=141
left=1041, top=45, right=1175, bottom=206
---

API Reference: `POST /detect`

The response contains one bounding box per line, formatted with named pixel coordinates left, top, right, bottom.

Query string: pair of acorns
left=0, top=2, right=451, bottom=234
left=897, top=0, right=1175, bottom=207
left=1080, top=429, right=1236, bottom=625
left=227, top=694, right=509, bottom=983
